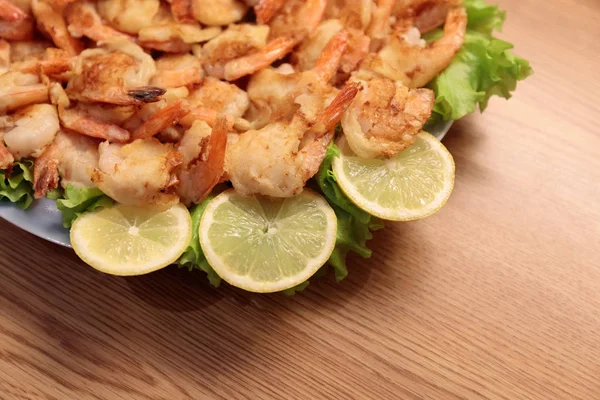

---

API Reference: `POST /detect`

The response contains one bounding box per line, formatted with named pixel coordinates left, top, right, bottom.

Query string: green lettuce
left=428, top=0, right=533, bottom=121
left=316, top=144, right=383, bottom=281
left=0, top=160, right=35, bottom=209
left=178, top=195, right=222, bottom=287
left=55, top=185, right=114, bottom=228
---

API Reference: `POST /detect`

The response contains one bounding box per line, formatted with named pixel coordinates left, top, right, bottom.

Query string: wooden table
left=1, top=1, right=599, bottom=399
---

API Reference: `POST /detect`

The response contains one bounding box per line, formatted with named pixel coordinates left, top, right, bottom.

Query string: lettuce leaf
left=178, top=195, right=222, bottom=287
left=316, top=144, right=383, bottom=281
left=55, top=185, right=114, bottom=228
left=428, top=0, right=533, bottom=121
left=463, top=0, right=506, bottom=35
left=0, top=160, right=35, bottom=209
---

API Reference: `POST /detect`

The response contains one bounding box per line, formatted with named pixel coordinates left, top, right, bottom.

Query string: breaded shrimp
left=50, top=81, right=131, bottom=143
left=202, top=24, right=296, bottom=81
left=96, top=0, right=159, bottom=35
left=1, top=103, right=60, bottom=160
left=137, top=2, right=221, bottom=52
left=0, top=72, right=48, bottom=113
left=66, top=38, right=162, bottom=105
left=323, top=0, right=372, bottom=30
left=366, top=0, right=396, bottom=50
left=92, top=138, right=183, bottom=208
left=33, top=129, right=99, bottom=198
left=65, top=1, right=132, bottom=42
left=341, top=75, right=434, bottom=158
left=167, top=0, right=194, bottom=24
left=227, top=81, right=360, bottom=197
left=31, top=0, right=84, bottom=56
left=268, top=0, right=327, bottom=43
left=191, top=0, right=248, bottom=26
left=130, top=100, right=189, bottom=140
left=181, top=77, right=249, bottom=127
left=246, top=30, right=349, bottom=128
left=361, top=6, right=467, bottom=87
left=10, top=47, right=74, bottom=82
left=254, top=0, right=286, bottom=24
left=150, top=54, right=205, bottom=88
left=292, top=19, right=370, bottom=84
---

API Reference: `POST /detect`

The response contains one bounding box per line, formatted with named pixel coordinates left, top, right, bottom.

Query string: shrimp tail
left=131, top=100, right=189, bottom=140
left=33, top=151, right=60, bottom=199
left=60, top=108, right=131, bottom=143
left=178, top=116, right=228, bottom=205
left=367, top=0, right=396, bottom=46
left=182, top=105, right=235, bottom=130
left=313, top=30, right=349, bottom=83
left=317, top=80, right=362, bottom=132
left=255, top=0, right=286, bottom=24
left=297, top=81, right=361, bottom=181
left=223, top=36, right=297, bottom=81
left=0, top=84, right=49, bottom=114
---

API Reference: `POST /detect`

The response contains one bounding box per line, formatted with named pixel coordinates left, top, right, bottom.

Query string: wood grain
left=1, top=0, right=600, bottom=399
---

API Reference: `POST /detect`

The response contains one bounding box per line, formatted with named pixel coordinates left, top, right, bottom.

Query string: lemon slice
left=199, top=189, right=337, bottom=293
left=333, top=131, right=455, bottom=221
left=70, top=203, right=192, bottom=275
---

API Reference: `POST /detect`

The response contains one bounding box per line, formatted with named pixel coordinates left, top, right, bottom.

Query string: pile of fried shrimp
left=0, top=0, right=466, bottom=208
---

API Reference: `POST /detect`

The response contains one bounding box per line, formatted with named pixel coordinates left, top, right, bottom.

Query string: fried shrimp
left=176, top=117, right=228, bottom=205
left=33, top=129, right=99, bottom=197
left=268, top=0, right=327, bottom=43
left=341, top=75, right=434, bottom=158
left=227, top=81, right=360, bottom=197
left=50, top=77, right=132, bottom=143
left=292, top=19, right=370, bottom=84
left=0, top=72, right=49, bottom=113
left=65, top=1, right=132, bottom=43
left=191, top=0, right=248, bottom=26
left=323, top=0, right=372, bottom=30
left=150, top=54, right=204, bottom=88
left=137, top=2, right=221, bottom=53
left=202, top=24, right=296, bottom=81
left=96, top=0, right=159, bottom=35
left=31, top=0, right=84, bottom=56
left=120, top=86, right=189, bottom=138
left=246, top=30, right=349, bottom=128
left=254, top=0, right=286, bottom=24
left=181, top=77, right=249, bottom=128
left=167, top=0, right=194, bottom=24
left=66, top=38, right=162, bottom=105
left=361, top=6, right=467, bottom=87
left=92, top=138, right=182, bottom=208
left=0, top=104, right=60, bottom=160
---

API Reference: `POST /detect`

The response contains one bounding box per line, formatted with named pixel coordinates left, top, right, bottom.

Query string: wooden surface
left=1, top=1, right=600, bottom=399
